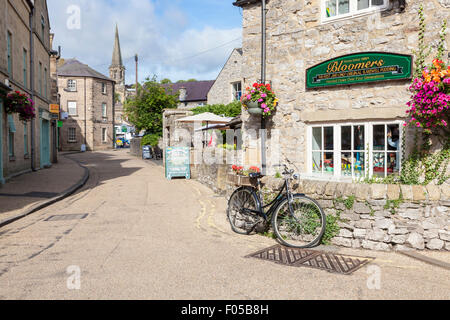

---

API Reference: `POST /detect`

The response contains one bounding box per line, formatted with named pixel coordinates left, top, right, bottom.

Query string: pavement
left=0, top=153, right=89, bottom=228
left=0, top=149, right=448, bottom=300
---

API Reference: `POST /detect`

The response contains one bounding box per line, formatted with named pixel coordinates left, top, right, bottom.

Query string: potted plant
left=228, top=165, right=261, bottom=186
left=5, top=91, right=36, bottom=122
left=241, top=82, right=278, bottom=117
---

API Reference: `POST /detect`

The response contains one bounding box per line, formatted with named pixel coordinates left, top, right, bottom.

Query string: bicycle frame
left=241, top=176, right=294, bottom=222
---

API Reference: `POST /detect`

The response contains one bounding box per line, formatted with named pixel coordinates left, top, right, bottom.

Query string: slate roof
left=57, top=59, right=113, bottom=82
left=162, top=80, right=215, bottom=102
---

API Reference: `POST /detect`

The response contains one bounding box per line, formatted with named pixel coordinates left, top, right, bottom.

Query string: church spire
left=111, top=24, right=123, bottom=67
left=110, top=24, right=125, bottom=85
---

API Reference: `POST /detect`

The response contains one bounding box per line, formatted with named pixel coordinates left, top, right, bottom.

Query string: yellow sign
left=49, top=104, right=60, bottom=114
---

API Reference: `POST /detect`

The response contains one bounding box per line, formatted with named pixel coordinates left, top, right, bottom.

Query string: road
left=0, top=150, right=448, bottom=300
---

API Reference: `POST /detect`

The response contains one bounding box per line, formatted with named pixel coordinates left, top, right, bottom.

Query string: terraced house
left=234, top=0, right=449, bottom=180
left=0, top=0, right=55, bottom=185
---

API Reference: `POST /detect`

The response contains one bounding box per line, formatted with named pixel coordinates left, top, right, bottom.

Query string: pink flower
left=261, top=103, right=267, bottom=109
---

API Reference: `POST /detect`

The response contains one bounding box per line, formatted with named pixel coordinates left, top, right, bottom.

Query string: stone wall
left=207, top=48, right=243, bottom=105
left=256, top=176, right=450, bottom=251
left=130, top=137, right=142, bottom=158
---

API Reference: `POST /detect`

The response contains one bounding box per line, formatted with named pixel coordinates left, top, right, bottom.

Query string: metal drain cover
left=45, top=214, right=88, bottom=222
left=247, top=245, right=374, bottom=275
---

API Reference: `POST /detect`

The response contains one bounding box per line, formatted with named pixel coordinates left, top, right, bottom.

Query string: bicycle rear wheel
left=227, top=187, right=260, bottom=235
left=272, top=195, right=326, bottom=248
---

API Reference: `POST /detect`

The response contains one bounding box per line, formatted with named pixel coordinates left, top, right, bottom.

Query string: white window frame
left=232, top=81, right=242, bottom=102
left=306, top=120, right=403, bottom=181
left=102, top=103, right=107, bottom=118
left=68, top=101, right=77, bottom=116
left=102, top=128, right=107, bottom=143
left=102, top=83, right=107, bottom=94
left=67, top=80, right=77, bottom=92
left=321, top=0, right=389, bottom=23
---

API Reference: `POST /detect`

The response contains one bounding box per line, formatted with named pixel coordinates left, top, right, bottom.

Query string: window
left=23, top=49, right=27, bottom=87
left=323, top=0, right=388, bottom=21
left=309, top=122, right=402, bottom=179
left=102, top=128, right=107, bottom=142
left=44, top=68, right=47, bottom=98
left=68, top=127, right=76, bottom=142
left=68, top=101, right=77, bottom=116
left=102, top=103, right=107, bottom=118
left=7, top=31, right=12, bottom=75
left=102, top=83, right=107, bottom=94
left=372, top=123, right=401, bottom=177
left=232, top=82, right=242, bottom=101
left=24, top=123, right=28, bottom=156
left=9, top=132, right=14, bottom=157
left=39, top=62, right=42, bottom=95
left=41, top=16, right=45, bottom=41
left=67, top=80, right=77, bottom=92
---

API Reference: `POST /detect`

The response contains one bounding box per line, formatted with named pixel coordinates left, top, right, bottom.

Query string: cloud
left=48, top=0, right=242, bottom=83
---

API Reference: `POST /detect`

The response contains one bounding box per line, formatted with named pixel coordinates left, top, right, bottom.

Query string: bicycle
left=227, top=165, right=326, bottom=248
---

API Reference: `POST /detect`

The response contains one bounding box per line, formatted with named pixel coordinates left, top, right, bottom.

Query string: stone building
left=207, top=48, right=244, bottom=105
left=57, top=59, right=115, bottom=151
left=163, top=80, right=215, bottom=109
left=0, top=0, right=55, bottom=184
left=233, top=0, right=450, bottom=180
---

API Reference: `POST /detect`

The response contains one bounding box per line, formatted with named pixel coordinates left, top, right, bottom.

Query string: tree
left=191, top=100, right=242, bottom=118
left=160, top=78, right=172, bottom=84
left=124, top=76, right=178, bottom=136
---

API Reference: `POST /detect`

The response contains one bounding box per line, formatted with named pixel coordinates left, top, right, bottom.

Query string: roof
left=233, top=0, right=267, bottom=7
left=57, top=59, right=113, bottom=82
left=162, top=80, right=215, bottom=102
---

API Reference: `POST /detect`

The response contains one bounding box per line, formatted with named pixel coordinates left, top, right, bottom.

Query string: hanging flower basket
left=405, top=59, right=450, bottom=135
left=241, top=82, right=278, bottom=117
left=5, top=91, right=36, bottom=122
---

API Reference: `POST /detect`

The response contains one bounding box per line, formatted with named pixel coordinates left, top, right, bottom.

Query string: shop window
left=323, top=0, right=388, bottom=21
left=309, top=122, right=402, bottom=179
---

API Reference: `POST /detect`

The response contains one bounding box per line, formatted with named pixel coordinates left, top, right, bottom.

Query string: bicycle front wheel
left=272, top=195, right=326, bottom=248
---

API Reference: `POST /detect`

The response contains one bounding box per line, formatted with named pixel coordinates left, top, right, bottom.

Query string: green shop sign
left=165, top=147, right=191, bottom=180
left=306, top=52, right=413, bottom=89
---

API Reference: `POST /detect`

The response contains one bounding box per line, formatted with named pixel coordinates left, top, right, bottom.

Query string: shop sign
left=306, top=52, right=413, bottom=89
left=165, top=147, right=190, bottom=180
left=49, top=104, right=60, bottom=114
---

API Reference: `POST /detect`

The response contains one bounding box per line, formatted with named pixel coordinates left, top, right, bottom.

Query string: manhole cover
left=45, top=214, right=88, bottom=222
left=247, top=245, right=374, bottom=275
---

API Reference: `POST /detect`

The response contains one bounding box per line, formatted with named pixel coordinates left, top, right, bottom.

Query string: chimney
left=179, top=87, right=187, bottom=102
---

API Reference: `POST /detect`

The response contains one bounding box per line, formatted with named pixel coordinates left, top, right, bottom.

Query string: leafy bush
left=141, top=134, right=160, bottom=147
left=191, top=101, right=242, bottom=118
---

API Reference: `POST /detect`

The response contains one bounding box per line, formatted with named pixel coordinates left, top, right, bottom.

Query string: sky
left=47, top=0, right=243, bottom=84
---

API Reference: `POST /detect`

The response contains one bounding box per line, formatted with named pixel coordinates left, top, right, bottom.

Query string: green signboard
left=57, top=121, right=63, bottom=128
left=306, top=52, right=413, bottom=89
left=165, top=147, right=190, bottom=180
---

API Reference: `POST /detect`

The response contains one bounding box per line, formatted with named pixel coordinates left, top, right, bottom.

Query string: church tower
left=109, top=24, right=125, bottom=86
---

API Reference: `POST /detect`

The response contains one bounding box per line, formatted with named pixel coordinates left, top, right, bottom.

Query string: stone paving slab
left=0, top=153, right=87, bottom=226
